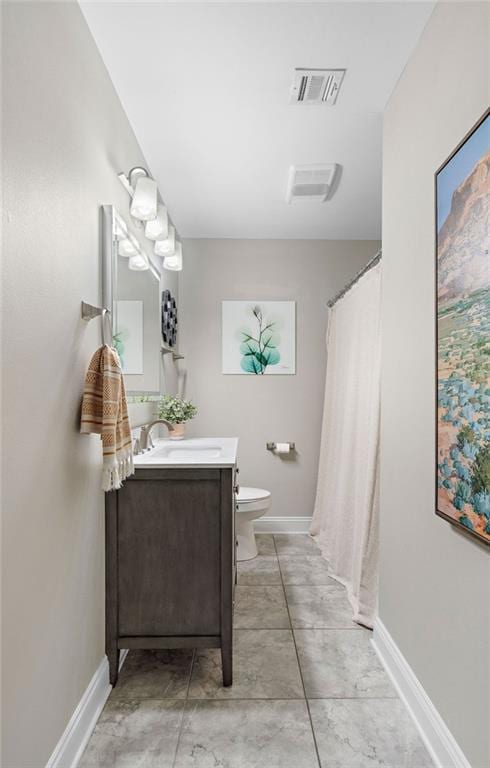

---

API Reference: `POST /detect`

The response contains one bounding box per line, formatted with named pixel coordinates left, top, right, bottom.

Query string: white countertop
left=133, top=437, right=239, bottom=469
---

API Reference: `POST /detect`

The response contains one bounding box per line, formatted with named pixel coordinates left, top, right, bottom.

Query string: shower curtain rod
left=327, top=249, right=382, bottom=308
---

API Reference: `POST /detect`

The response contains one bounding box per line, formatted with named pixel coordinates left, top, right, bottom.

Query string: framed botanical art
left=114, top=300, right=144, bottom=375
left=222, top=301, right=296, bottom=375
left=435, top=108, right=489, bottom=544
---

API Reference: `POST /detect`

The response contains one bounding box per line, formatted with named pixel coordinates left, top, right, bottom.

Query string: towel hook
left=101, top=308, right=112, bottom=346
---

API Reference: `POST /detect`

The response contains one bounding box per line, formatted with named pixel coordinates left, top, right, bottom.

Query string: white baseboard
left=254, top=516, right=312, bottom=534
left=372, top=619, right=470, bottom=768
left=46, top=650, right=128, bottom=768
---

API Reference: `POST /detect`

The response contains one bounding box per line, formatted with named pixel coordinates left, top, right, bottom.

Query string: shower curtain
left=311, top=261, right=381, bottom=629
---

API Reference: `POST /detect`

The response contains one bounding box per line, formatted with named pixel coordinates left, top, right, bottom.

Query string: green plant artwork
left=112, top=331, right=125, bottom=368
left=239, top=305, right=281, bottom=374
left=114, top=300, right=144, bottom=374
left=222, top=301, right=295, bottom=375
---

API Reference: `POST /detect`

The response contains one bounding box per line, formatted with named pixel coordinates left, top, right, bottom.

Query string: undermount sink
left=133, top=437, right=238, bottom=468
left=152, top=443, right=223, bottom=460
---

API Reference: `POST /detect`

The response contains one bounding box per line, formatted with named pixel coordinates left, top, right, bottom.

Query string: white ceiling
left=81, top=1, right=434, bottom=239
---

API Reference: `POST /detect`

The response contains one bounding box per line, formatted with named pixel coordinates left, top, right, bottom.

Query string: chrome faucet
left=139, top=419, right=175, bottom=451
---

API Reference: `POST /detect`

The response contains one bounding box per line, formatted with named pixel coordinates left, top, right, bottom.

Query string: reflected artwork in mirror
left=102, top=205, right=162, bottom=396
left=161, top=289, right=178, bottom=348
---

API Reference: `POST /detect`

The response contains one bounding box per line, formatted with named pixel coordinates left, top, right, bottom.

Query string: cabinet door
left=117, top=473, right=221, bottom=637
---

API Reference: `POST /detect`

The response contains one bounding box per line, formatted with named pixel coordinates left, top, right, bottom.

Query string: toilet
left=235, top=487, right=271, bottom=561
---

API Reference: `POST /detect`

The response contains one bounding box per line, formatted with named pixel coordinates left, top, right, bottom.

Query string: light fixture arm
left=128, top=166, right=151, bottom=187
left=117, top=166, right=151, bottom=197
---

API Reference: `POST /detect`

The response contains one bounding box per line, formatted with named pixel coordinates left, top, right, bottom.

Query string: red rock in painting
left=438, top=150, right=490, bottom=301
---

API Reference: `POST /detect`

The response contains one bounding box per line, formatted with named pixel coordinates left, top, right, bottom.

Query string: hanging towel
left=80, top=345, right=134, bottom=491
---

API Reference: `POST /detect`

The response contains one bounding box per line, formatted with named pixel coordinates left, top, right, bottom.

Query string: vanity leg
left=221, top=642, right=233, bottom=687
left=108, top=648, right=120, bottom=686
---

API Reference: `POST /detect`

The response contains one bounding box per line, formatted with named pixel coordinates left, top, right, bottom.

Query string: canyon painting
left=436, top=111, right=490, bottom=544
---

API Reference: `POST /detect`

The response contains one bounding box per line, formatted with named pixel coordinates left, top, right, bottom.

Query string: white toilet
left=235, top=486, right=271, bottom=561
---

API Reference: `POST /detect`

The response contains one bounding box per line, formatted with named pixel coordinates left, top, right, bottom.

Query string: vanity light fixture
left=114, top=219, right=128, bottom=241
left=163, top=241, right=183, bottom=272
left=118, top=237, right=138, bottom=258
left=130, top=172, right=158, bottom=222
left=117, top=168, right=183, bottom=272
left=118, top=166, right=158, bottom=222
left=145, top=204, right=168, bottom=241
left=128, top=253, right=149, bottom=271
left=154, top=225, right=176, bottom=257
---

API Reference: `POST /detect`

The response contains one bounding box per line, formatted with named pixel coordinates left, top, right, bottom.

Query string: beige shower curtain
left=311, top=261, right=381, bottom=629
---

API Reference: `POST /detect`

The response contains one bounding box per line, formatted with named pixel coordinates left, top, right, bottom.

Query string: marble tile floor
left=80, top=535, right=434, bottom=768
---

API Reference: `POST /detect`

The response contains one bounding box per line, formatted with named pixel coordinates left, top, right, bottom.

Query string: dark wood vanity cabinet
left=105, top=466, right=236, bottom=687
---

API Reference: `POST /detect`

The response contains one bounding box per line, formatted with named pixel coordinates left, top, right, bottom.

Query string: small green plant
left=456, top=424, right=476, bottom=449
left=158, top=394, right=197, bottom=424
left=471, top=443, right=490, bottom=496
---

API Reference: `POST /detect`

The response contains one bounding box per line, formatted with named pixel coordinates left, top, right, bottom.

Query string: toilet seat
left=236, top=487, right=271, bottom=513
left=237, top=486, right=271, bottom=503
left=235, top=486, right=271, bottom=561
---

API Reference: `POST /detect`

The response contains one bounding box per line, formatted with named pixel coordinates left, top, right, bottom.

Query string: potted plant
left=158, top=394, right=197, bottom=440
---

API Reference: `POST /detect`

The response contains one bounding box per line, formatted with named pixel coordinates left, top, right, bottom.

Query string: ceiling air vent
left=286, top=164, right=340, bottom=203
left=290, top=68, right=346, bottom=105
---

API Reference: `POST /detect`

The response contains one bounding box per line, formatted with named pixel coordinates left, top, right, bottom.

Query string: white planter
left=169, top=422, right=185, bottom=440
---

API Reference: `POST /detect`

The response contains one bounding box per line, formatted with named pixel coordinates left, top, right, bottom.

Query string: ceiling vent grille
left=290, top=68, right=345, bottom=105
left=286, top=164, right=340, bottom=203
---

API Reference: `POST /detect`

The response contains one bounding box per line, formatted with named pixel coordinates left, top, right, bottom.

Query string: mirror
left=102, top=205, right=182, bottom=430
left=102, top=205, right=161, bottom=396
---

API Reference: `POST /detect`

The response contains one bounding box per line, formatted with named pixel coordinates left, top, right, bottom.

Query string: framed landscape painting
left=435, top=109, right=490, bottom=545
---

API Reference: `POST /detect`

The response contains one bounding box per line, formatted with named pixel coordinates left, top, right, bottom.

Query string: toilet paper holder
left=266, top=442, right=296, bottom=452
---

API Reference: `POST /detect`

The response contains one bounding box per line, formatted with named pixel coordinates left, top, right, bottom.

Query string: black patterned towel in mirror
left=161, top=289, right=178, bottom=347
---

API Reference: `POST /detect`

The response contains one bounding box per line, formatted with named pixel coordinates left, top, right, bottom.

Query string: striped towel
left=80, top=345, right=134, bottom=491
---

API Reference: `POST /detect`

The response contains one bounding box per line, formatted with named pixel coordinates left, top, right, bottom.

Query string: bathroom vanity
left=105, top=438, right=238, bottom=687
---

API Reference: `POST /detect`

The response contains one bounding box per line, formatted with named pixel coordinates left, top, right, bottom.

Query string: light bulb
left=118, top=238, right=137, bottom=257
left=154, top=225, right=175, bottom=256
left=130, top=175, right=157, bottom=221
left=128, top=253, right=149, bottom=271
left=163, top=242, right=183, bottom=271
left=145, top=204, right=168, bottom=240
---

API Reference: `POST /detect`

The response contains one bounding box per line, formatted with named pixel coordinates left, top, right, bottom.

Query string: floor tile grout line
left=232, top=625, right=361, bottom=631
left=171, top=651, right=195, bottom=768
left=291, top=627, right=365, bottom=632
left=234, top=626, right=292, bottom=630
left=102, top=694, right=401, bottom=703
left=271, top=536, right=291, bottom=630
left=172, top=648, right=197, bottom=768
left=275, top=535, right=323, bottom=768
left=185, top=649, right=196, bottom=699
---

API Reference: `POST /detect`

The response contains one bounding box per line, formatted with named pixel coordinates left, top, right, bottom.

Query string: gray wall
left=1, top=2, right=165, bottom=764
left=180, top=239, right=379, bottom=520
left=380, top=3, right=489, bottom=766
